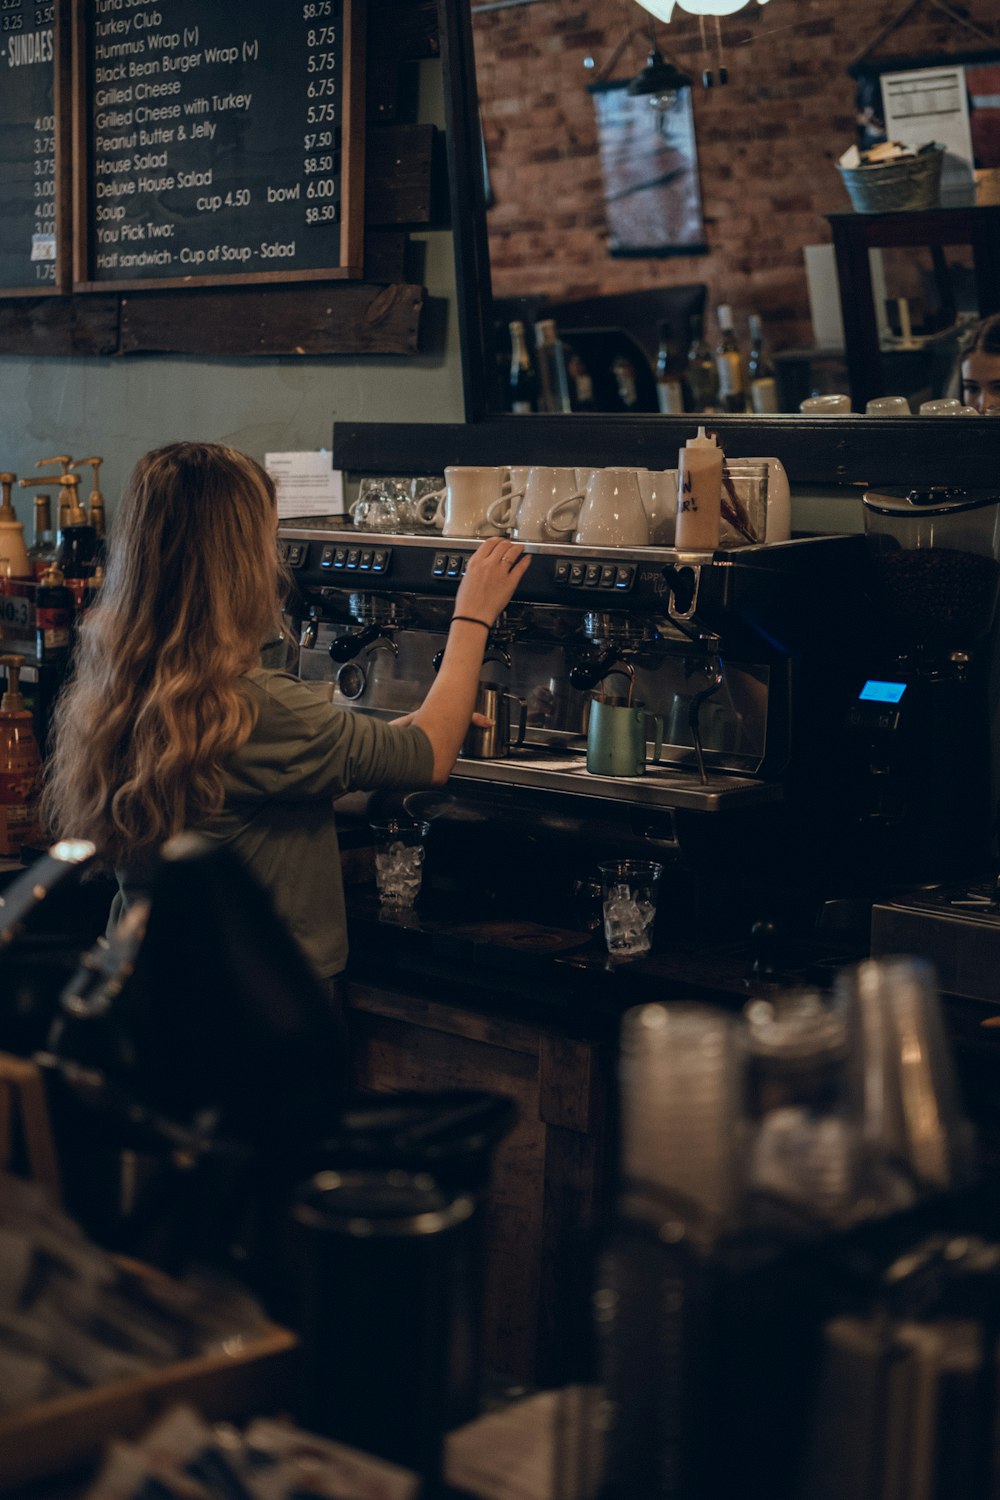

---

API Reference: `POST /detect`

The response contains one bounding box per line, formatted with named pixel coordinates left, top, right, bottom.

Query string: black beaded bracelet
left=451, top=615, right=492, bottom=631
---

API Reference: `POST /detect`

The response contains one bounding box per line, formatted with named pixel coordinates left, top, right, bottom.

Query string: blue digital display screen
left=859, top=680, right=907, bottom=704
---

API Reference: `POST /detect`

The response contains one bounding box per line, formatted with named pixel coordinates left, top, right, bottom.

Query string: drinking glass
left=799, top=394, right=851, bottom=414
left=865, top=396, right=911, bottom=416
left=599, top=860, right=662, bottom=963
left=370, top=819, right=431, bottom=907
left=350, top=477, right=408, bottom=533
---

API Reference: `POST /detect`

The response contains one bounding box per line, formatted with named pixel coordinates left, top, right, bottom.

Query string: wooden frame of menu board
left=0, top=0, right=71, bottom=296
left=70, top=0, right=366, bottom=292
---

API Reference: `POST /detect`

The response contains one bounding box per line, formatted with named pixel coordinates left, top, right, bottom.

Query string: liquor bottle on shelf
left=715, top=304, right=747, bottom=413
left=612, top=354, right=641, bottom=412
left=685, top=314, right=720, bottom=413
left=747, top=313, right=779, bottom=414
left=0, top=654, right=43, bottom=857
left=35, top=564, right=73, bottom=665
left=508, top=320, right=539, bottom=413
left=534, top=320, right=573, bottom=413
left=655, top=321, right=688, bottom=414
left=566, top=348, right=597, bottom=412
left=27, top=494, right=57, bottom=582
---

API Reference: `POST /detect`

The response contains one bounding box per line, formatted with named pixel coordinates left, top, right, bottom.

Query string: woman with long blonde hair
left=43, top=441, right=530, bottom=987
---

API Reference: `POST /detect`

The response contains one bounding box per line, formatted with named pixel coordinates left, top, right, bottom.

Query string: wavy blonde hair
left=42, top=442, right=290, bottom=867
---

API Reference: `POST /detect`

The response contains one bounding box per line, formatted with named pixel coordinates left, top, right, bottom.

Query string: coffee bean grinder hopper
left=848, top=486, right=1000, bottom=887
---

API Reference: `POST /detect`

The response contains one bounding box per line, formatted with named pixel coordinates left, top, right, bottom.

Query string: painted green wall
left=0, top=63, right=462, bottom=530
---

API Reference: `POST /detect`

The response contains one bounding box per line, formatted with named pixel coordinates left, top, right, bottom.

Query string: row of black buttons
left=321, top=545, right=392, bottom=573
left=431, top=552, right=471, bottom=578
left=553, top=559, right=636, bottom=591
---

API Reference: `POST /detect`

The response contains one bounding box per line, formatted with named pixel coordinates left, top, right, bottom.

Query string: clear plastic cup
left=599, top=860, right=662, bottom=964
left=370, top=819, right=431, bottom=907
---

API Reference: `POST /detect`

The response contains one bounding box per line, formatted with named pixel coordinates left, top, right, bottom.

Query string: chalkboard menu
left=73, top=0, right=365, bottom=289
left=0, top=0, right=67, bottom=294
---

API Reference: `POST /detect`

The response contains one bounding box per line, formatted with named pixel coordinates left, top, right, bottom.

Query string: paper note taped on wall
left=31, top=234, right=56, bottom=262
left=265, top=451, right=345, bottom=520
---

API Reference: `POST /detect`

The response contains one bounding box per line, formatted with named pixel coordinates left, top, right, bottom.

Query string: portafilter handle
left=569, top=647, right=622, bottom=692
left=329, top=624, right=385, bottom=663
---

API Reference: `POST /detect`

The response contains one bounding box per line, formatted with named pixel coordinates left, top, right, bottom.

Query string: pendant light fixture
left=626, top=19, right=693, bottom=119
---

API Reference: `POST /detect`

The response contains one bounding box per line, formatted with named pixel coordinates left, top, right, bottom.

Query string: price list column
left=81, top=0, right=361, bottom=286
left=302, top=2, right=342, bottom=233
left=0, top=0, right=59, bottom=292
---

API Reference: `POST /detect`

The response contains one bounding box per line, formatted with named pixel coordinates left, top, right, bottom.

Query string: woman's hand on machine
left=452, top=536, right=531, bottom=628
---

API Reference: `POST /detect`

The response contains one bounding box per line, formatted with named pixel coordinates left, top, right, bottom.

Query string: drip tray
left=451, top=751, right=781, bottom=813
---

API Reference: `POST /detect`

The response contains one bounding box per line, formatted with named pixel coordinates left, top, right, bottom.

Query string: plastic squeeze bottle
left=675, top=427, right=723, bottom=550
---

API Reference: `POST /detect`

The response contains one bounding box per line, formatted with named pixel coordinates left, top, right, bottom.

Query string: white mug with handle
left=418, top=466, right=520, bottom=538
left=547, top=468, right=650, bottom=548
left=505, top=466, right=584, bottom=543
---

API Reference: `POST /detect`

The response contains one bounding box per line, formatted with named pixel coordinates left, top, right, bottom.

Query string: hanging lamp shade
left=627, top=47, right=693, bottom=98
left=636, top=0, right=769, bottom=19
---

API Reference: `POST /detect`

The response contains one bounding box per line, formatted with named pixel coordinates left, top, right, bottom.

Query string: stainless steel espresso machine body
left=280, top=524, right=879, bottom=933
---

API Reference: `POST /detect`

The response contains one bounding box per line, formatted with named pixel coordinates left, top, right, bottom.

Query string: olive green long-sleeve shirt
left=117, top=669, right=434, bottom=978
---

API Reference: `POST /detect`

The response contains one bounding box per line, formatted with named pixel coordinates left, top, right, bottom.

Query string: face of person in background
left=961, top=349, right=1000, bottom=414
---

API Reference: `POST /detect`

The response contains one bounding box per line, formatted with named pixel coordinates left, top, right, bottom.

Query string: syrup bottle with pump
left=0, top=655, right=43, bottom=857
left=72, top=457, right=107, bottom=583
left=53, top=474, right=98, bottom=610
left=0, top=473, right=33, bottom=586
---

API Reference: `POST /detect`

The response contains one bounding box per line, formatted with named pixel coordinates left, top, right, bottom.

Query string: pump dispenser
left=73, top=457, right=106, bottom=582
left=0, top=654, right=42, bottom=856
left=73, top=457, right=106, bottom=539
left=675, top=427, right=723, bottom=550
left=52, top=475, right=98, bottom=607
left=0, top=473, right=32, bottom=582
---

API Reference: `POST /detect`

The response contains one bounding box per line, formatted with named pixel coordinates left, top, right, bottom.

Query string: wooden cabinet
left=346, top=978, right=612, bottom=1387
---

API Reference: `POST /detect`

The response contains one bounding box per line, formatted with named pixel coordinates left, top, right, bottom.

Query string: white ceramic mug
left=420, top=466, right=516, bottom=538
left=506, top=466, right=584, bottom=543
left=547, top=468, right=650, bottom=548
left=632, top=468, right=678, bottom=547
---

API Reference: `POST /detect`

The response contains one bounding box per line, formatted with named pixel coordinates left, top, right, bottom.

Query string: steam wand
left=689, top=660, right=725, bottom=785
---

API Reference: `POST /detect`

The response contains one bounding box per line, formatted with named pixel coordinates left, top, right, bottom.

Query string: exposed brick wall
left=472, top=0, right=999, bottom=348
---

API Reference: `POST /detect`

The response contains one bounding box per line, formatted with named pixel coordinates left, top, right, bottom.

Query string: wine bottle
left=508, top=320, right=538, bottom=414
left=747, top=313, right=779, bottom=414
left=566, top=349, right=596, bottom=412
left=533, top=319, right=573, bottom=414
left=685, top=313, right=720, bottom=413
left=715, top=304, right=746, bottom=414
left=612, top=354, right=640, bottom=412
left=655, top=321, right=687, bottom=414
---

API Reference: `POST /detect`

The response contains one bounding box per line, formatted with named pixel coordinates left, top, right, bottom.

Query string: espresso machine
left=279, top=521, right=892, bottom=937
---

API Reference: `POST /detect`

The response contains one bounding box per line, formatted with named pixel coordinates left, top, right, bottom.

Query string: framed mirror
left=429, top=0, right=1000, bottom=488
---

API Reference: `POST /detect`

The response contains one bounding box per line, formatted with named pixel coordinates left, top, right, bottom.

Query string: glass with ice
left=370, top=819, right=431, bottom=907
left=599, top=860, right=663, bottom=963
